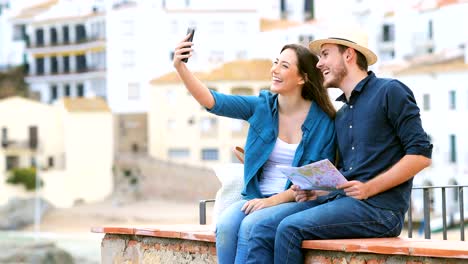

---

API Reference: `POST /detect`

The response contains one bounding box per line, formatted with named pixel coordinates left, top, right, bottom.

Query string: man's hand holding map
left=277, top=159, right=347, bottom=191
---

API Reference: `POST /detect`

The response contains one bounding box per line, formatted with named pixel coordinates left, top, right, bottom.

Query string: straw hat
left=309, top=30, right=377, bottom=66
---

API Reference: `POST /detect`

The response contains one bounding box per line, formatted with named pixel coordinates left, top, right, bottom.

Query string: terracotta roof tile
left=12, top=0, right=58, bottom=19
left=260, top=18, right=301, bottom=32
left=62, top=97, right=110, bottom=112
left=151, top=59, right=272, bottom=85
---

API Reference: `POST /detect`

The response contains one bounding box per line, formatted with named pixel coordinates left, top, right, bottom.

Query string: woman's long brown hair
left=281, top=44, right=336, bottom=119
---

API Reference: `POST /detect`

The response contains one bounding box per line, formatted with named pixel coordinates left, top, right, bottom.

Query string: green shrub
left=6, top=167, right=43, bottom=191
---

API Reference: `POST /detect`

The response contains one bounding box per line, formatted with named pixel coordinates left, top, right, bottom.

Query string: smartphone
left=182, top=27, right=196, bottom=63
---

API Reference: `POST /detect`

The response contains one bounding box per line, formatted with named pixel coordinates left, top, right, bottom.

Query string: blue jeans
left=216, top=200, right=309, bottom=264
left=244, top=194, right=404, bottom=264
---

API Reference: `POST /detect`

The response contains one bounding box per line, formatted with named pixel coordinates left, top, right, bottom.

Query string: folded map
left=277, top=159, right=347, bottom=191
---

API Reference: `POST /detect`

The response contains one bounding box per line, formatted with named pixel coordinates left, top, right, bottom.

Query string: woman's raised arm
left=173, top=33, right=215, bottom=109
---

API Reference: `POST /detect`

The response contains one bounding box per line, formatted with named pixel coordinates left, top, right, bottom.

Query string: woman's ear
left=299, top=73, right=308, bottom=85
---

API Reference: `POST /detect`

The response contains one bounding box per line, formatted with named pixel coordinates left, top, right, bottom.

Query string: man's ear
left=345, top=48, right=355, bottom=61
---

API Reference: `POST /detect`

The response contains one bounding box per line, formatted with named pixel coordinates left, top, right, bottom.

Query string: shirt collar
left=336, top=71, right=375, bottom=103
left=272, top=93, right=279, bottom=114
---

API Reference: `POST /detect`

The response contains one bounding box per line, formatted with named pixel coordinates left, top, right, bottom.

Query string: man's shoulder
left=370, top=76, right=411, bottom=96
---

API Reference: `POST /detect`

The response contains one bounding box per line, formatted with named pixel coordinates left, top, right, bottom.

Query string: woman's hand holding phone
left=173, top=27, right=196, bottom=67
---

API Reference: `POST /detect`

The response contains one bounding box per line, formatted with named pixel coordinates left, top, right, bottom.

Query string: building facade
left=0, top=96, right=113, bottom=207
left=12, top=0, right=107, bottom=104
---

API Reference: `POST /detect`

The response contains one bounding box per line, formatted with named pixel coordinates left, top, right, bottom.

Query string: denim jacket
left=208, top=90, right=336, bottom=199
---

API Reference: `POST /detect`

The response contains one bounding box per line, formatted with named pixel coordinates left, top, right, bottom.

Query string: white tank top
left=259, top=137, right=299, bottom=196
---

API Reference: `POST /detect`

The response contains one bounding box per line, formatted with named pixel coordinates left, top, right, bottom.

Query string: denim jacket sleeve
left=206, top=89, right=261, bottom=121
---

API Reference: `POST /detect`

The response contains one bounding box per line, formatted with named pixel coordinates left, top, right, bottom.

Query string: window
left=35, top=28, right=44, bottom=46
left=6, top=156, right=19, bottom=171
left=165, top=90, right=177, bottom=105
left=209, top=50, right=224, bottom=64
left=62, top=26, right=69, bottom=44
left=299, top=35, right=314, bottom=46
left=168, top=148, right=190, bottom=159
left=64, top=84, right=71, bottom=96
left=1, top=127, right=8, bottom=147
left=121, top=20, right=134, bottom=36
left=75, top=24, right=86, bottom=42
left=29, top=126, right=38, bottom=150
left=128, top=83, right=140, bottom=100
left=423, top=94, right=430, bottom=111
left=200, top=117, right=217, bottom=132
left=236, top=50, right=247, bottom=60
left=167, top=119, right=177, bottom=130
left=50, top=56, right=58, bottom=74
left=304, top=0, right=314, bottom=20
left=63, top=56, right=70, bottom=73
left=76, top=55, right=87, bottom=72
left=210, top=21, right=224, bottom=34
left=201, top=148, right=219, bottom=161
left=382, top=24, right=395, bottom=42
left=449, top=134, right=457, bottom=163
left=50, top=27, right=58, bottom=45
left=35, top=58, right=44, bottom=75
left=280, top=0, right=286, bottom=12
left=77, top=83, right=84, bottom=97
left=122, top=50, right=135, bottom=68
left=13, top=24, right=26, bottom=41
left=449, top=90, right=456, bottom=110
left=48, top=156, right=54, bottom=168
left=50, top=85, right=58, bottom=101
left=235, top=21, right=247, bottom=33
left=428, top=20, right=433, bottom=40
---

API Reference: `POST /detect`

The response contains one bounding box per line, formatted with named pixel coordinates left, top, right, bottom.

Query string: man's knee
left=276, top=216, right=301, bottom=239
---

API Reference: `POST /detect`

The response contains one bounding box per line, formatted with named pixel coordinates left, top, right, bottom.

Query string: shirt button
left=349, top=167, right=353, bottom=170
left=352, top=146, right=355, bottom=150
left=350, top=105, right=353, bottom=109
left=349, top=125, right=353, bottom=128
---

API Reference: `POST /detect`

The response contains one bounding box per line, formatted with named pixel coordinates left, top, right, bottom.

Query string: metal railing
left=408, top=185, right=467, bottom=241
left=200, top=185, right=468, bottom=242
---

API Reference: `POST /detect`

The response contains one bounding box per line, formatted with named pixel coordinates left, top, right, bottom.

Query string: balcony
left=26, top=36, right=106, bottom=55
left=26, top=66, right=106, bottom=83
left=1, top=139, right=38, bottom=153
left=412, top=32, right=435, bottom=55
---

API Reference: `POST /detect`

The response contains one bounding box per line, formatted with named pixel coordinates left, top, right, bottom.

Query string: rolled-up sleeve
left=207, top=90, right=260, bottom=121
left=385, top=80, right=433, bottom=158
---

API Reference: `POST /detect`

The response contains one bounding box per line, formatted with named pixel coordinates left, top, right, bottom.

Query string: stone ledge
left=92, top=224, right=468, bottom=262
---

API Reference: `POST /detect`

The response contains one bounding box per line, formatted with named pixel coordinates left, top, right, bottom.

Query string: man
left=244, top=32, right=433, bottom=264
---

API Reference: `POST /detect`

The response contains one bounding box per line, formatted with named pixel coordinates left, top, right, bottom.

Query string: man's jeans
left=245, top=193, right=404, bottom=264
left=216, top=200, right=310, bottom=264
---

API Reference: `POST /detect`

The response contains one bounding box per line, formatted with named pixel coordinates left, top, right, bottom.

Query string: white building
left=12, top=0, right=107, bottom=104
left=0, top=96, right=113, bottom=207
left=0, top=0, right=47, bottom=70
left=106, top=1, right=260, bottom=113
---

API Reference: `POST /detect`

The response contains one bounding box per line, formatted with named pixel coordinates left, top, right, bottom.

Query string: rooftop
left=150, top=59, right=272, bottom=85
left=62, top=97, right=110, bottom=112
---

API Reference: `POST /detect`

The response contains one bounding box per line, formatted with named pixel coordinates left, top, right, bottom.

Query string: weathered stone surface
left=0, top=197, right=53, bottom=230
left=0, top=241, right=74, bottom=264
left=102, top=234, right=217, bottom=264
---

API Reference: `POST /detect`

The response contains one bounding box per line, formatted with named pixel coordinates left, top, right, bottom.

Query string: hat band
left=328, top=37, right=357, bottom=44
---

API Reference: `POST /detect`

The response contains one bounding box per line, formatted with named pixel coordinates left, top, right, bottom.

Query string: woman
left=173, top=34, right=336, bottom=264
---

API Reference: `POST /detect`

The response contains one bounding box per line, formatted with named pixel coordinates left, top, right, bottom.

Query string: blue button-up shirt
left=208, top=90, right=336, bottom=199
left=335, top=72, right=432, bottom=213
